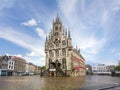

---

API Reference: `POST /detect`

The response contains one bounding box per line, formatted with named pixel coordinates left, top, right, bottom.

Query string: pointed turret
left=62, top=26, right=65, bottom=35
left=65, top=28, right=67, bottom=37
left=68, top=29, right=71, bottom=38
left=49, top=32, right=51, bottom=40
left=76, top=46, right=78, bottom=50
left=64, top=27, right=65, bottom=36
left=46, top=35, right=48, bottom=42
left=51, top=29, right=53, bottom=36
left=78, top=48, right=80, bottom=53
left=55, top=12, right=61, bottom=23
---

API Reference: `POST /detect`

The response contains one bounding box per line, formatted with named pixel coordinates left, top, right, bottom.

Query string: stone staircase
left=57, top=69, right=66, bottom=76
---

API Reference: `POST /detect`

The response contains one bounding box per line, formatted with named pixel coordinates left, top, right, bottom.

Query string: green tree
left=115, top=65, right=120, bottom=71
left=115, top=61, right=120, bottom=71
left=41, top=66, right=46, bottom=70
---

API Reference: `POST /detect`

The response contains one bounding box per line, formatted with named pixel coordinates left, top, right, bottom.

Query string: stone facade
left=92, top=64, right=115, bottom=75
left=45, top=14, right=85, bottom=76
left=12, top=56, right=26, bottom=75
left=0, top=55, right=26, bottom=76
left=25, top=62, right=36, bottom=75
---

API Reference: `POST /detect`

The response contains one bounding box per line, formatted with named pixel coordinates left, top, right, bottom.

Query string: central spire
left=55, top=12, right=61, bottom=23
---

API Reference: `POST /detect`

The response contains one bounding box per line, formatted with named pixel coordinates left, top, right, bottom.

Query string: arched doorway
left=55, top=60, right=61, bottom=69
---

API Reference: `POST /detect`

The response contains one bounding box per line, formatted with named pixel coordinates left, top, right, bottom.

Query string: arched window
left=62, top=58, right=66, bottom=69
left=55, top=26, right=58, bottom=30
left=56, top=50, right=59, bottom=57
left=50, top=43, right=54, bottom=49
left=55, top=60, right=59, bottom=64
left=49, top=50, right=53, bottom=57
left=62, top=49, right=66, bottom=56
left=56, top=42, right=59, bottom=48
left=55, top=32, right=59, bottom=36
left=55, top=39, right=59, bottom=48
left=62, top=40, right=66, bottom=47
left=55, top=60, right=61, bottom=68
left=49, top=59, right=52, bottom=69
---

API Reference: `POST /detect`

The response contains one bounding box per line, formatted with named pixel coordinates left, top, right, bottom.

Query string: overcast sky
left=0, top=0, right=120, bottom=66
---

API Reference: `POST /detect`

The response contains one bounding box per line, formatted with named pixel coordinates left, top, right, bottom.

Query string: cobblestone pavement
left=104, top=86, right=120, bottom=90
left=0, top=75, right=120, bottom=90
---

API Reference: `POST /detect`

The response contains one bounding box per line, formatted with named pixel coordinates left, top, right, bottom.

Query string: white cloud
left=58, top=0, right=77, bottom=19
left=58, top=0, right=107, bottom=54
left=0, top=26, right=45, bottom=66
left=80, top=37, right=106, bottom=54
left=26, top=47, right=45, bottom=57
left=23, top=56, right=45, bottom=66
left=33, top=57, right=45, bottom=66
left=22, top=18, right=37, bottom=26
left=35, top=27, right=46, bottom=39
left=57, top=0, right=115, bottom=64
left=13, top=54, right=23, bottom=58
left=0, top=26, right=45, bottom=55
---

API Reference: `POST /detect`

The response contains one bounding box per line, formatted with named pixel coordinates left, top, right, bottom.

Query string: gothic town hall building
left=45, top=14, right=85, bottom=76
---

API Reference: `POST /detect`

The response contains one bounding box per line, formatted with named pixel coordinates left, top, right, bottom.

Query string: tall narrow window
left=49, top=50, right=53, bottom=57
left=55, top=26, right=58, bottom=30
left=62, top=58, right=66, bottom=69
left=56, top=50, right=59, bottom=57
left=50, top=43, right=54, bottom=49
left=62, top=49, right=66, bottom=56
left=62, top=40, right=66, bottom=47
left=56, top=43, right=59, bottom=48
left=49, top=59, right=52, bottom=69
left=55, top=32, right=59, bottom=36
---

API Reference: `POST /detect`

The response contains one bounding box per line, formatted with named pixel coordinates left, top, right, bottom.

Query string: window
left=62, top=40, right=66, bottom=47
left=55, top=26, right=58, bottom=30
left=55, top=39, right=59, bottom=48
left=9, top=66, right=10, bottom=69
left=55, top=32, right=59, bottom=36
left=62, top=58, right=66, bottom=69
left=55, top=60, right=59, bottom=64
left=49, top=59, right=53, bottom=69
left=49, top=50, right=53, bottom=57
left=11, top=66, right=13, bottom=69
left=56, top=43, right=59, bottom=48
left=56, top=50, right=59, bottom=57
left=50, top=43, right=54, bottom=49
left=62, top=49, right=66, bottom=56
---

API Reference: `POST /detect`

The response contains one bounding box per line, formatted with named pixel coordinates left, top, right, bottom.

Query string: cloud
left=0, top=0, right=15, bottom=10
left=0, top=26, right=45, bottom=66
left=35, top=27, right=46, bottom=39
left=23, top=56, right=45, bottom=66
left=57, top=0, right=120, bottom=64
left=0, top=26, right=44, bottom=55
left=26, top=47, right=45, bottom=57
left=33, top=57, right=45, bottom=66
left=80, top=37, right=106, bottom=54
left=22, top=18, right=37, bottom=26
left=57, top=0, right=107, bottom=54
